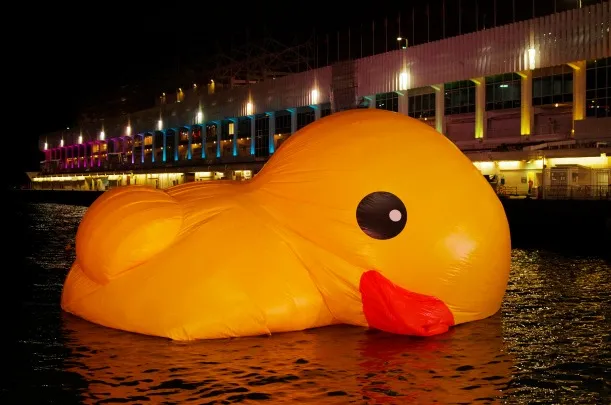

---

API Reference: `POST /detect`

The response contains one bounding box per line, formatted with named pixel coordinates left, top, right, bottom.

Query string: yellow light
left=497, top=160, right=521, bottom=170
left=473, top=161, right=495, bottom=169
left=126, top=125, right=132, bottom=136
left=100, top=131, right=105, bottom=141
left=548, top=156, right=609, bottom=168
left=246, top=102, right=253, bottom=115
left=60, top=139, right=64, bottom=147
left=527, top=48, right=536, bottom=70
left=78, top=135, right=83, bottom=144
left=196, top=110, right=203, bottom=124
left=311, top=89, right=319, bottom=105
left=157, top=120, right=163, bottom=130
left=397, top=36, right=402, bottom=41
left=43, top=142, right=48, bottom=150
left=399, top=71, right=409, bottom=91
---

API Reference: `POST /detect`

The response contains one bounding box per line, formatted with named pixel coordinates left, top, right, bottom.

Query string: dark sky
left=6, top=0, right=595, bottom=187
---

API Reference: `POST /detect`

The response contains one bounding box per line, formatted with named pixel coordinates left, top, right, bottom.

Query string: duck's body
left=62, top=183, right=341, bottom=340
left=61, top=109, right=511, bottom=340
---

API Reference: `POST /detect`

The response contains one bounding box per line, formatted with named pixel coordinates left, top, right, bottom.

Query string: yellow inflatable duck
left=61, top=109, right=511, bottom=341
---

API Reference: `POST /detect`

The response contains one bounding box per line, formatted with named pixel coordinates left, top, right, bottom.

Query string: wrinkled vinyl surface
left=61, top=109, right=511, bottom=340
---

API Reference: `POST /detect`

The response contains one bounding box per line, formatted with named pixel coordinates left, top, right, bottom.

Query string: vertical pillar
left=201, top=125, right=207, bottom=159
left=140, top=137, right=145, bottom=164
left=519, top=70, right=534, bottom=136
left=132, top=137, right=137, bottom=164
left=89, top=142, right=94, bottom=167
left=187, top=127, right=193, bottom=160
left=162, top=131, right=167, bottom=162
left=433, top=84, right=446, bottom=134
left=569, top=61, right=586, bottom=134
left=397, top=92, right=408, bottom=115
left=267, top=112, right=276, bottom=154
left=215, top=121, right=221, bottom=158
left=289, top=109, right=297, bottom=134
left=174, top=128, right=179, bottom=162
left=368, top=95, right=377, bottom=108
left=229, top=118, right=238, bottom=157
left=151, top=132, right=156, bottom=163
left=473, top=77, right=486, bottom=139
left=313, top=105, right=322, bottom=120
left=249, top=116, right=256, bottom=155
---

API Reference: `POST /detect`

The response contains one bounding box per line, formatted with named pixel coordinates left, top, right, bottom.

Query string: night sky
left=6, top=0, right=596, bottom=188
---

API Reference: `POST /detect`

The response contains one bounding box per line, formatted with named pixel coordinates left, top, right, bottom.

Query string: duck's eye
left=356, top=191, right=407, bottom=240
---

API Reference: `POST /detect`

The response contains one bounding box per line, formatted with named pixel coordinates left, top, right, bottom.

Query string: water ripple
left=4, top=203, right=611, bottom=404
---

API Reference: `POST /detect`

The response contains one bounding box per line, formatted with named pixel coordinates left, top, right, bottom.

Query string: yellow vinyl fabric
left=61, top=109, right=511, bottom=340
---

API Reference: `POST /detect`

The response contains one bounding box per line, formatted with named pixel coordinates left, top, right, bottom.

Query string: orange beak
left=359, top=270, right=455, bottom=337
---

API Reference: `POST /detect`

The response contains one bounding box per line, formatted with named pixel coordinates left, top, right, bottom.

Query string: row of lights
left=45, top=87, right=322, bottom=150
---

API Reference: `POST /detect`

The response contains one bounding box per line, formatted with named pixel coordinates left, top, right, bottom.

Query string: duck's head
left=254, top=109, right=511, bottom=336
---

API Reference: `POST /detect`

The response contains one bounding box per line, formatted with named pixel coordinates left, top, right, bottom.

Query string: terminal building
left=34, top=2, right=610, bottom=199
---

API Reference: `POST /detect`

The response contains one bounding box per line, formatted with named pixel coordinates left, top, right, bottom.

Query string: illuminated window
left=586, top=58, right=610, bottom=118
left=191, top=127, right=202, bottom=143
left=179, top=128, right=189, bottom=143
left=228, top=122, right=235, bottom=136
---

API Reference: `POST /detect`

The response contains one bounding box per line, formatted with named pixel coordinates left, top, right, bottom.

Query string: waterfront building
left=33, top=3, right=610, bottom=199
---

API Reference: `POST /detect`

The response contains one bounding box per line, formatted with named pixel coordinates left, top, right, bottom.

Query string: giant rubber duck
left=61, top=108, right=511, bottom=341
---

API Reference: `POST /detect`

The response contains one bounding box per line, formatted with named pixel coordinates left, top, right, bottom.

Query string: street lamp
left=397, top=36, right=408, bottom=49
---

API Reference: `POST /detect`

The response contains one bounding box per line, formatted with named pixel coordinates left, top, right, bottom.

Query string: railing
left=39, top=155, right=269, bottom=175
left=542, top=185, right=611, bottom=200
left=497, top=185, right=611, bottom=200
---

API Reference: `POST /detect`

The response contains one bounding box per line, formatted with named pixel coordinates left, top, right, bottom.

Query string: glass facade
left=408, top=92, right=436, bottom=119
left=254, top=115, right=270, bottom=157
left=586, top=58, right=610, bottom=118
left=376, top=92, right=399, bottom=112
left=485, top=73, right=521, bottom=111
left=275, top=113, right=291, bottom=134
left=297, top=110, right=315, bottom=130
left=533, top=65, right=573, bottom=106
left=444, top=80, right=476, bottom=115
left=321, top=103, right=332, bottom=117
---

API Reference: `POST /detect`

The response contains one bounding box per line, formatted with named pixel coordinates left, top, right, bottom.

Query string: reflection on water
left=61, top=314, right=512, bottom=404
left=7, top=203, right=611, bottom=404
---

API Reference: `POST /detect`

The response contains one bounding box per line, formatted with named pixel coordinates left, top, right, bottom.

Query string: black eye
left=356, top=191, right=407, bottom=240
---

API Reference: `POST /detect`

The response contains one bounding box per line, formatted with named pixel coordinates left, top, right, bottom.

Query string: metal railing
left=497, top=185, right=611, bottom=200
left=542, top=185, right=610, bottom=200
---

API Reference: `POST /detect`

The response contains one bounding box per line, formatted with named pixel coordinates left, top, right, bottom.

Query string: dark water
left=4, top=203, right=611, bottom=404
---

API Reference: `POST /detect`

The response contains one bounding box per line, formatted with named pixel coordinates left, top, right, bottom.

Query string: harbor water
left=5, top=202, right=611, bottom=404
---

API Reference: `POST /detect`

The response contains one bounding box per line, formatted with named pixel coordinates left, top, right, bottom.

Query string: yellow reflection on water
left=62, top=313, right=514, bottom=404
